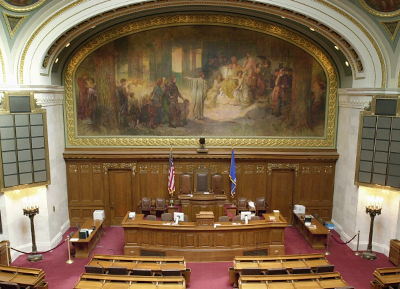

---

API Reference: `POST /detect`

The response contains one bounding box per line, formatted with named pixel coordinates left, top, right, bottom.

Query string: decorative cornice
left=338, top=88, right=400, bottom=109
left=267, top=163, right=299, bottom=176
left=0, top=46, right=4, bottom=83
left=103, top=163, right=137, bottom=176
left=34, top=94, right=64, bottom=106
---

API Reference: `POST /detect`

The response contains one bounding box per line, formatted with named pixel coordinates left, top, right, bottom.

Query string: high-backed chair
left=315, top=264, right=335, bottom=273
left=139, top=197, right=153, bottom=216
left=251, top=216, right=260, bottom=221
left=180, top=173, right=193, bottom=194
left=255, top=197, right=268, bottom=216
left=194, top=170, right=210, bottom=193
left=85, top=265, right=105, bottom=274
left=237, top=197, right=247, bottom=213
left=211, top=173, right=224, bottom=194
left=234, top=215, right=242, bottom=222
left=146, top=215, right=157, bottom=221
left=218, top=216, right=230, bottom=222
left=313, top=212, right=319, bottom=219
left=108, top=266, right=128, bottom=275
left=183, top=215, right=189, bottom=222
left=155, top=198, right=167, bottom=216
left=161, top=213, right=173, bottom=221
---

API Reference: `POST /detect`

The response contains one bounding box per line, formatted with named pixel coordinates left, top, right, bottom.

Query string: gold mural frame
left=359, top=0, right=400, bottom=17
left=64, top=14, right=338, bottom=148
left=0, top=0, right=46, bottom=12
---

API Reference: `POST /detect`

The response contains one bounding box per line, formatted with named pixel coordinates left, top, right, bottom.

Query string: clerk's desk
left=122, top=212, right=287, bottom=262
left=178, top=193, right=227, bottom=221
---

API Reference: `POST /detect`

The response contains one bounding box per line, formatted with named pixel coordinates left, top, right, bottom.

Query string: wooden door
left=109, top=170, right=132, bottom=226
left=271, top=170, right=294, bottom=223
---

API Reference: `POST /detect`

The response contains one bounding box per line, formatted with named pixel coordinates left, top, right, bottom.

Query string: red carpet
left=11, top=226, right=394, bottom=288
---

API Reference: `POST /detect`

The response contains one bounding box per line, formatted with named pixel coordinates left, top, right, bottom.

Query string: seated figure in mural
left=205, top=73, right=224, bottom=108
left=232, top=71, right=251, bottom=109
left=220, top=56, right=242, bottom=99
left=185, top=72, right=208, bottom=120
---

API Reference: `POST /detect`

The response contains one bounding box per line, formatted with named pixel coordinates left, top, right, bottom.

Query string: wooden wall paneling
left=67, top=163, right=79, bottom=206
left=296, top=164, right=314, bottom=205
left=138, top=161, right=166, bottom=201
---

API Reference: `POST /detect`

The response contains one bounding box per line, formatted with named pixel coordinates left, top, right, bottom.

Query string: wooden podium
left=196, top=211, right=214, bottom=227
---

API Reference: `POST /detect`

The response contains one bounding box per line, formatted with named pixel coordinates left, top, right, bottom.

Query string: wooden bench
left=0, top=265, right=47, bottom=289
left=230, top=253, right=331, bottom=286
left=293, top=213, right=329, bottom=250
left=70, top=217, right=105, bottom=258
left=88, top=254, right=191, bottom=283
left=73, top=273, right=186, bottom=289
left=238, top=272, right=350, bottom=289
left=371, top=267, right=400, bottom=289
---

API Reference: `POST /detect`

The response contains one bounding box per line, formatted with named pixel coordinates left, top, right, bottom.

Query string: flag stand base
left=197, top=148, right=208, bottom=153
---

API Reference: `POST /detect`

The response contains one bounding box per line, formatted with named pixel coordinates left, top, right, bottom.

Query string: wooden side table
left=389, top=239, right=400, bottom=266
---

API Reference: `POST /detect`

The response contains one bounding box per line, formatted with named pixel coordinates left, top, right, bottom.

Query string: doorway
left=108, top=170, right=132, bottom=226
left=270, top=169, right=295, bottom=224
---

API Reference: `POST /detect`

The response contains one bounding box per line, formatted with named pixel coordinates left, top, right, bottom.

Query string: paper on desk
left=70, top=238, right=79, bottom=242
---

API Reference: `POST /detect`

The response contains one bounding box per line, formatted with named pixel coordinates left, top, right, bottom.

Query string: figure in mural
left=220, top=56, right=242, bottom=99
left=205, top=73, right=224, bottom=108
left=117, top=78, right=129, bottom=127
left=77, top=73, right=88, bottom=120
left=149, top=78, right=164, bottom=127
left=254, top=66, right=267, bottom=100
left=272, top=68, right=291, bottom=117
left=242, top=51, right=257, bottom=82
left=165, top=76, right=187, bottom=128
left=232, top=71, right=251, bottom=109
left=186, top=72, right=208, bottom=120
left=310, top=75, right=327, bottom=126
left=86, top=78, right=97, bottom=123
left=140, top=94, right=150, bottom=127
left=128, top=92, right=141, bottom=128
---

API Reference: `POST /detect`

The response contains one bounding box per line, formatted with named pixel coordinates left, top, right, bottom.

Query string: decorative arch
left=17, top=0, right=385, bottom=89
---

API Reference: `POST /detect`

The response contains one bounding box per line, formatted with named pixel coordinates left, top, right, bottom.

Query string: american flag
left=168, top=148, right=175, bottom=195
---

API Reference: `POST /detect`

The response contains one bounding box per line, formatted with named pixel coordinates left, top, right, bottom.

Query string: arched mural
left=65, top=15, right=337, bottom=147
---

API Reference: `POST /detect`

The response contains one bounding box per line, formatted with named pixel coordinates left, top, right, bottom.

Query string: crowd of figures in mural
left=75, top=25, right=328, bottom=138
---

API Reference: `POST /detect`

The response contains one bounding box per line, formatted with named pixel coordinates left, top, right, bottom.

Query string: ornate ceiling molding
left=0, top=0, right=47, bottom=12
left=2, top=12, right=28, bottom=38
left=359, top=0, right=400, bottom=18
left=0, top=47, right=5, bottom=83
left=19, top=0, right=378, bottom=86
left=380, top=20, right=400, bottom=42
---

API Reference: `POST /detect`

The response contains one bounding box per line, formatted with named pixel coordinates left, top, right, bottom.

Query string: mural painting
left=363, top=0, right=400, bottom=12
left=74, top=25, right=328, bottom=139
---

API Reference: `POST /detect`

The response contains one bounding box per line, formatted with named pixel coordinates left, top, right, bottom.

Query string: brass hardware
left=111, top=202, right=114, bottom=209
left=289, top=202, right=292, bottom=209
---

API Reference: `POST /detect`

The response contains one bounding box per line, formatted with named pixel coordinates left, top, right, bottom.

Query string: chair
left=318, top=217, right=325, bottom=225
left=155, top=198, right=167, bottom=216
left=161, top=213, right=173, bottom=221
left=315, top=264, right=335, bottom=273
left=255, top=197, right=268, bottom=216
left=251, top=216, right=260, bottom=221
left=267, top=268, right=288, bottom=275
left=241, top=268, right=262, bottom=275
left=234, top=215, right=242, bottom=222
left=211, top=173, right=224, bottom=194
left=180, top=173, right=193, bottom=194
left=76, top=222, right=81, bottom=230
left=313, top=212, right=319, bottom=219
left=218, top=216, right=230, bottom=222
left=131, top=269, right=153, bottom=276
left=183, top=215, right=189, bottom=222
left=237, top=198, right=247, bottom=213
left=161, top=269, right=182, bottom=276
left=108, top=266, right=128, bottom=275
left=291, top=267, right=312, bottom=274
left=139, top=197, right=153, bottom=216
left=194, top=169, right=210, bottom=193
left=146, top=215, right=157, bottom=221
left=0, top=282, right=24, bottom=289
left=85, top=265, right=105, bottom=274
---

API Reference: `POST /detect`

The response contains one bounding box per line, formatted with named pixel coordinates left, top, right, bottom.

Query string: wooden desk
left=74, top=274, right=186, bottom=289
left=389, top=239, right=400, bottom=266
left=179, top=193, right=227, bottom=221
left=0, top=241, right=10, bottom=266
left=88, top=254, right=190, bottom=283
left=238, top=272, right=349, bottom=289
left=293, top=213, right=328, bottom=250
left=122, top=212, right=287, bottom=262
left=71, top=217, right=105, bottom=258
left=372, top=267, right=400, bottom=288
left=230, top=253, right=331, bottom=286
left=0, top=265, right=47, bottom=288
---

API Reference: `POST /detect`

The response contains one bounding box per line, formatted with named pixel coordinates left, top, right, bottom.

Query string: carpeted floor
left=11, top=225, right=394, bottom=288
